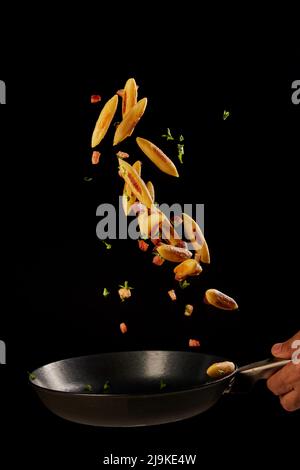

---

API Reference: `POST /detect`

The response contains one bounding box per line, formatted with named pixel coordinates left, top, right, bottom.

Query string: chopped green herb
left=84, top=384, right=93, bottom=392
left=119, top=281, right=134, bottom=290
left=179, top=280, right=190, bottom=289
left=223, top=110, right=230, bottom=120
left=177, top=143, right=184, bottom=164
left=102, top=240, right=112, bottom=250
left=103, top=287, right=110, bottom=298
left=162, top=128, right=174, bottom=141
left=160, top=380, right=167, bottom=390
left=103, top=380, right=111, bottom=393
left=83, top=177, right=93, bottom=182
left=28, top=371, right=36, bottom=381
left=179, top=134, right=184, bottom=142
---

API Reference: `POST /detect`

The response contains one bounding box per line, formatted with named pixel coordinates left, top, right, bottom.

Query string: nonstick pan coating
left=30, top=351, right=236, bottom=427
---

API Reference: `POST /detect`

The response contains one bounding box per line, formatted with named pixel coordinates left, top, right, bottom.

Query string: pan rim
left=29, top=350, right=237, bottom=398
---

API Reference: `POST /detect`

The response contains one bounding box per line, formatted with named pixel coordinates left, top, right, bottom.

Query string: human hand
left=267, top=331, right=300, bottom=411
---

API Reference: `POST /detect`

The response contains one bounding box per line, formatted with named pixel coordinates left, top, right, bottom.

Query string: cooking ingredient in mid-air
left=184, top=304, right=194, bottom=317
left=122, top=78, right=138, bottom=118
left=103, top=288, right=110, bottom=298
left=118, top=281, right=134, bottom=302
left=91, top=95, right=101, bottom=104
left=136, top=137, right=179, bottom=177
left=118, top=159, right=153, bottom=209
left=168, top=290, right=177, bottom=301
left=204, top=289, right=238, bottom=311
left=92, top=94, right=118, bottom=148
left=174, top=259, right=202, bottom=281
left=138, top=240, right=149, bottom=252
left=156, top=244, right=192, bottom=263
left=113, top=98, right=148, bottom=146
left=92, top=151, right=101, bottom=164
left=120, top=322, right=128, bottom=334
left=153, top=255, right=165, bottom=266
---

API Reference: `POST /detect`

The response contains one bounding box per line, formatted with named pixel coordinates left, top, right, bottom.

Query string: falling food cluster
left=90, top=78, right=238, bottom=350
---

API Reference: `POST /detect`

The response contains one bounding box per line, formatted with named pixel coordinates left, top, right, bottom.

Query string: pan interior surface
left=32, top=351, right=230, bottom=395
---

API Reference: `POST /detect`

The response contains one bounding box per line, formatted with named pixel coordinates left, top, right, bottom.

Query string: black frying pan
left=30, top=351, right=289, bottom=427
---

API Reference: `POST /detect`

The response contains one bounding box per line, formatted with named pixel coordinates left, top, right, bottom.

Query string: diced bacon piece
left=91, top=150, right=101, bottom=164
left=138, top=240, right=149, bottom=252
left=136, top=137, right=179, bottom=177
left=120, top=322, right=128, bottom=334
left=153, top=255, right=164, bottom=266
left=91, top=94, right=101, bottom=103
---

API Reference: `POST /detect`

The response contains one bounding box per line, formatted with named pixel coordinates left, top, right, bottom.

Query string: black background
left=1, top=38, right=299, bottom=467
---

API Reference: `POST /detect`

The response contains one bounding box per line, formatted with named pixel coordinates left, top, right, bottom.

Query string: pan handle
left=238, top=357, right=291, bottom=381
left=226, top=357, right=291, bottom=394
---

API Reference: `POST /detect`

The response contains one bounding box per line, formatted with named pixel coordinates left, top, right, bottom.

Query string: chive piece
left=83, top=177, right=93, bottom=182
left=84, top=384, right=93, bottom=392
left=223, top=110, right=230, bottom=120
left=160, top=380, right=167, bottom=390
left=162, top=128, right=174, bottom=141
left=103, top=288, right=110, bottom=298
left=102, top=240, right=112, bottom=250
left=118, top=281, right=134, bottom=290
left=179, top=280, right=190, bottom=289
left=179, top=134, right=184, bottom=142
left=28, top=371, right=36, bottom=381
left=103, top=380, right=111, bottom=393
left=177, top=143, right=184, bottom=164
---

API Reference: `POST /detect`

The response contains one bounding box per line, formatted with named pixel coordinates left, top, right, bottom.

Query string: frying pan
left=30, top=351, right=289, bottom=427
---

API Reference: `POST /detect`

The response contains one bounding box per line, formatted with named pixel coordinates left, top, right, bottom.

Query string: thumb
left=271, top=331, right=300, bottom=359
